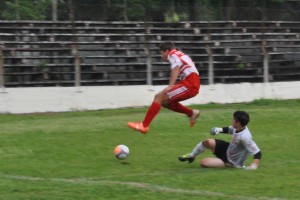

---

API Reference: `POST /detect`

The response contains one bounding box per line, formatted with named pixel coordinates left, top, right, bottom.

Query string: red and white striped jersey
left=167, top=49, right=199, bottom=80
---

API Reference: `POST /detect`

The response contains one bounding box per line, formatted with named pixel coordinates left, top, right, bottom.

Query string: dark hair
left=233, top=111, right=250, bottom=127
left=159, top=42, right=176, bottom=52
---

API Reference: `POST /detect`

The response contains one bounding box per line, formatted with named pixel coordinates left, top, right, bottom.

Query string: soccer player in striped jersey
left=128, top=42, right=201, bottom=134
left=179, top=111, right=262, bottom=170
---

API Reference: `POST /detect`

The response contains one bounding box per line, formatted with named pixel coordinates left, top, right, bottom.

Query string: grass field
left=0, top=99, right=299, bottom=200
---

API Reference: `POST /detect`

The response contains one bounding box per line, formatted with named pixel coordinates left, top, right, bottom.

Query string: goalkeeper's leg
left=200, top=158, right=226, bottom=168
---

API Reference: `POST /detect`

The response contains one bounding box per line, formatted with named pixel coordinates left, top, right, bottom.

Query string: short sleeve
left=242, top=135, right=260, bottom=155
left=168, top=55, right=182, bottom=69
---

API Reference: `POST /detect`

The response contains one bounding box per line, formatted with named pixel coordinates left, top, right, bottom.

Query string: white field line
left=0, top=173, right=286, bottom=200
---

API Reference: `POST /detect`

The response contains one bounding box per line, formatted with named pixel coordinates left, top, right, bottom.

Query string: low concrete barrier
left=0, top=81, right=299, bottom=114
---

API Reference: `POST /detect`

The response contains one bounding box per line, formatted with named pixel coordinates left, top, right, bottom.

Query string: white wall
left=0, top=81, right=299, bottom=114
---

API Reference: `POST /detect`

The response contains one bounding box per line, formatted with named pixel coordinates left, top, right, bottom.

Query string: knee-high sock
left=142, top=102, right=161, bottom=127
left=190, top=142, right=206, bottom=157
left=168, top=102, right=193, bottom=117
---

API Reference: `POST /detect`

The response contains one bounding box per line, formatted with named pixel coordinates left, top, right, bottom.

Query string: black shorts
left=214, top=139, right=230, bottom=164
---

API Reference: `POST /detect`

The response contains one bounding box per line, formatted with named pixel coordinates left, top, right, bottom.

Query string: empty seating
left=0, top=20, right=299, bottom=87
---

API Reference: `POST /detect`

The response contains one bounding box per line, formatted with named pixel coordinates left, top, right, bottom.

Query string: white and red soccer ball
left=114, top=144, right=129, bottom=160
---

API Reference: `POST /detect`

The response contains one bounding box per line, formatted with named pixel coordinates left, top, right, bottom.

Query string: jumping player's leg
left=168, top=101, right=193, bottom=117
left=127, top=89, right=169, bottom=134
left=167, top=101, right=200, bottom=127
left=165, top=83, right=200, bottom=126
left=142, top=91, right=168, bottom=127
left=141, top=85, right=200, bottom=127
left=128, top=81, right=199, bottom=133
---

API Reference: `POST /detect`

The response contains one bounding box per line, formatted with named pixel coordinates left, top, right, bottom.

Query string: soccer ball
left=114, top=144, right=129, bottom=160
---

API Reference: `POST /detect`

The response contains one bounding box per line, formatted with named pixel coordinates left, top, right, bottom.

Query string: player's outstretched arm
left=244, top=151, right=262, bottom=170
left=210, top=126, right=232, bottom=135
left=210, top=127, right=223, bottom=135
left=245, top=159, right=260, bottom=170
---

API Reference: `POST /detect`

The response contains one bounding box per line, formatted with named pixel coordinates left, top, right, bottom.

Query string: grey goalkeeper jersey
left=226, top=126, right=260, bottom=167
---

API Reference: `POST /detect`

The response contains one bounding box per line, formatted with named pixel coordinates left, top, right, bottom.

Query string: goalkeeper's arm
left=210, top=126, right=233, bottom=135
left=245, top=151, right=262, bottom=170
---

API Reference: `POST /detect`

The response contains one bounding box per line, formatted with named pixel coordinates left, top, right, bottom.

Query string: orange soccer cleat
left=189, top=109, right=200, bottom=127
left=127, top=122, right=149, bottom=134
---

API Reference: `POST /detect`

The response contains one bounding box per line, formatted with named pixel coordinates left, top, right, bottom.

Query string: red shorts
left=167, top=73, right=200, bottom=102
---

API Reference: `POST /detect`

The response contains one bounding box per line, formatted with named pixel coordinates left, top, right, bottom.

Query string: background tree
left=0, top=0, right=298, bottom=21
left=2, top=0, right=51, bottom=20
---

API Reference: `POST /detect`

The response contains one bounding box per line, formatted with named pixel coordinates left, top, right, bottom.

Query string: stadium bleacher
left=0, top=20, right=299, bottom=87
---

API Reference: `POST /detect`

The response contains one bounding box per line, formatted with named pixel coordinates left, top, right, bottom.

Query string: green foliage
left=125, top=0, right=165, bottom=21
left=0, top=0, right=296, bottom=21
left=37, top=60, right=48, bottom=71
left=271, top=0, right=286, bottom=3
left=2, top=0, right=51, bottom=20
left=165, top=12, right=179, bottom=22
left=0, top=99, right=299, bottom=199
left=236, top=63, right=246, bottom=69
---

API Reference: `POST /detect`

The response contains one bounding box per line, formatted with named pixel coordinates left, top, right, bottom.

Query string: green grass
left=0, top=99, right=299, bottom=200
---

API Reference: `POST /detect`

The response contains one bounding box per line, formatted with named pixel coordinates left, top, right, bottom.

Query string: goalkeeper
left=178, top=111, right=262, bottom=170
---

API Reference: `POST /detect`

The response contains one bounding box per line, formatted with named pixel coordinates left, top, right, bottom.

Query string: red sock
left=142, top=102, right=161, bottom=127
left=168, top=102, right=193, bottom=117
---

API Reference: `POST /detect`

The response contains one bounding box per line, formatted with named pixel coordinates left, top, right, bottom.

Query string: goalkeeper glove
left=244, top=163, right=258, bottom=170
left=210, top=127, right=223, bottom=135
